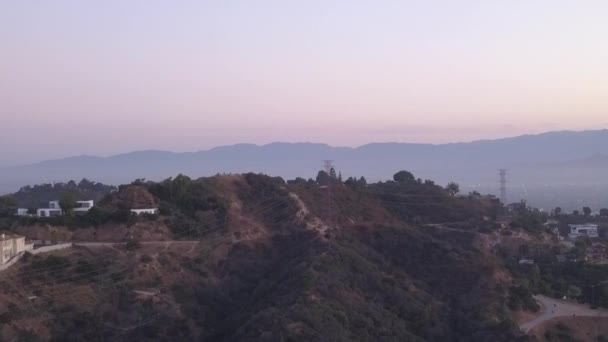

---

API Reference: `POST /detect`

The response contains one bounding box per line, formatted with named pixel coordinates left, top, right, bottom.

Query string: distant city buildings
left=568, top=224, right=599, bottom=239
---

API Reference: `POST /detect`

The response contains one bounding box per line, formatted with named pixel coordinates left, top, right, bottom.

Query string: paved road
left=520, top=295, right=608, bottom=333
left=74, top=241, right=198, bottom=247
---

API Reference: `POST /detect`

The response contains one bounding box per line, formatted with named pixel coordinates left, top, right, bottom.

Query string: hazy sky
left=2, top=1, right=608, bottom=166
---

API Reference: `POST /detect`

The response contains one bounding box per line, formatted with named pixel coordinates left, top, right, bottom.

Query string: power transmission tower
left=499, top=169, right=507, bottom=204
left=322, top=160, right=335, bottom=230
left=322, top=160, right=334, bottom=175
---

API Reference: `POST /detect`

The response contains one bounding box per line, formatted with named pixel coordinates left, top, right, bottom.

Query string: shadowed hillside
left=0, top=172, right=542, bottom=341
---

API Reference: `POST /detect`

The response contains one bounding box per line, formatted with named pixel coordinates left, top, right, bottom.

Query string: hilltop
left=0, top=171, right=540, bottom=341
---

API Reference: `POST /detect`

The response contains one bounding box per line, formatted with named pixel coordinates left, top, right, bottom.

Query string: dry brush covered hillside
left=0, top=173, right=535, bottom=341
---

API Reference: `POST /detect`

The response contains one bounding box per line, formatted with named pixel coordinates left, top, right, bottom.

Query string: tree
left=78, top=178, right=95, bottom=189
left=0, top=196, right=17, bottom=217
left=358, top=176, right=367, bottom=187
left=329, top=167, right=337, bottom=179
left=338, top=172, right=343, bottom=183
left=600, top=208, right=608, bottom=217
left=554, top=207, right=562, bottom=216
left=316, top=170, right=331, bottom=186
left=287, top=177, right=307, bottom=185
left=393, top=170, right=415, bottom=184
left=583, top=207, right=592, bottom=217
left=573, top=210, right=580, bottom=216
left=567, top=285, right=582, bottom=298
left=59, top=191, right=78, bottom=216
left=344, top=177, right=356, bottom=187
left=518, top=244, right=530, bottom=257
left=446, top=182, right=460, bottom=196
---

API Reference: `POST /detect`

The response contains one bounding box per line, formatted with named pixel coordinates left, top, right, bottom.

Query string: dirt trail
left=288, top=193, right=330, bottom=234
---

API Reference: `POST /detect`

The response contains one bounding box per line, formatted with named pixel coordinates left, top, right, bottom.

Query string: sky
left=1, top=1, right=608, bottom=167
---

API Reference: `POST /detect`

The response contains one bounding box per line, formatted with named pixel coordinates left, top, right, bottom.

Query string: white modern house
left=16, top=208, right=29, bottom=216
left=569, top=224, right=599, bottom=239
left=37, top=201, right=63, bottom=217
left=1, top=233, right=32, bottom=266
left=36, top=200, right=94, bottom=217
left=74, top=200, right=94, bottom=214
left=130, top=208, right=158, bottom=215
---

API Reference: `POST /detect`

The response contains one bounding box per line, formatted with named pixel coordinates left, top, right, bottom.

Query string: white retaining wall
left=30, top=243, right=73, bottom=255
left=0, top=243, right=73, bottom=272
left=0, top=253, right=24, bottom=271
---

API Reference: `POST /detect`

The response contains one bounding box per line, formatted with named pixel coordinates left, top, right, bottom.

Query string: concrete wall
left=30, top=243, right=73, bottom=255
left=0, top=243, right=70, bottom=272
left=0, top=252, right=24, bottom=271
left=0, top=242, right=11, bottom=265
left=14, top=237, right=26, bottom=254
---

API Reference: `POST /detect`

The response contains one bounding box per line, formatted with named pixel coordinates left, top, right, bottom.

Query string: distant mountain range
left=2, top=130, right=608, bottom=195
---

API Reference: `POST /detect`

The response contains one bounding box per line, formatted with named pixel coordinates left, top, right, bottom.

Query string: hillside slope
left=0, top=173, right=530, bottom=341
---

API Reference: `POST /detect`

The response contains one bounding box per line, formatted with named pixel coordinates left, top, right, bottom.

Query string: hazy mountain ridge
left=1, top=130, right=608, bottom=195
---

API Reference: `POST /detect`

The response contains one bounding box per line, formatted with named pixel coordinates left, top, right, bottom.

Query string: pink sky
left=1, top=1, right=608, bottom=166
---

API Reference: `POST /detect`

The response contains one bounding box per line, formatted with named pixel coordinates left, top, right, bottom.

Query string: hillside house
left=0, top=233, right=31, bottom=265
left=36, top=200, right=94, bottom=217
left=130, top=208, right=158, bottom=215
left=568, top=224, right=599, bottom=239
left=74, top=200, right=94, bottom=214
left=16, top=208, right=29, bottom=216
left=37, top=200, right=62, bottom=217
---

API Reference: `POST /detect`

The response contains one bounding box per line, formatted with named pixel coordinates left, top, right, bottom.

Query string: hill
left=0, top=171, right=534, bottom=341
left=0, top=179, right=116, bottom=211
left=2, top=130, right=608, bottom=197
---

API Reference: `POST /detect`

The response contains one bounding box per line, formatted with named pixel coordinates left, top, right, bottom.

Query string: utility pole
left=322, top=160, right=334, bottom=230
left=499, top=169, right=507, bottom=204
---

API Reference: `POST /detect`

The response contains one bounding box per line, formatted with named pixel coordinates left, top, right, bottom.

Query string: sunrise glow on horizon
left=2, top=1, right=608, bottom=166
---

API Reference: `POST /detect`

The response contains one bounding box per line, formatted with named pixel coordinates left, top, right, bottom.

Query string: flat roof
left=0, top=233, right=25, bottom=242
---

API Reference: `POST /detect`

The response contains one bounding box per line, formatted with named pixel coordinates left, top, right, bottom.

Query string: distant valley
left=2, top=130, right=608, bottom=211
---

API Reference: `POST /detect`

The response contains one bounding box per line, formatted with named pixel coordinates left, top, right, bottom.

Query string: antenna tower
left=499, top=169, right=507, bottom=204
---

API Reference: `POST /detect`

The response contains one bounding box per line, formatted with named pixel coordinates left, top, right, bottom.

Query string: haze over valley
left=3, top=1, right=608, bottom=341
left=2, top=129, right=608, bottom=211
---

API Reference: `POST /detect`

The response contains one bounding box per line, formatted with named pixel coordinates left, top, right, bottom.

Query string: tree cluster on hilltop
left=10, top=178, right=116, bottom=209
